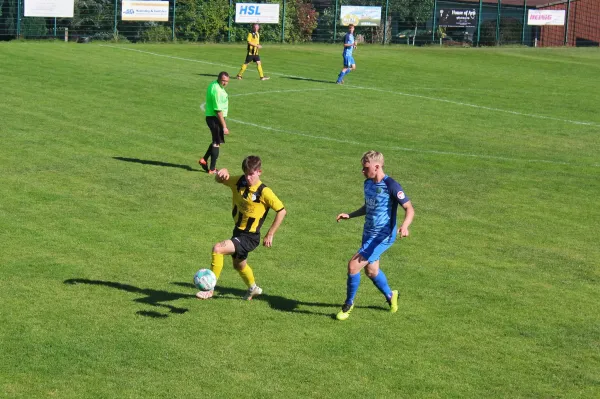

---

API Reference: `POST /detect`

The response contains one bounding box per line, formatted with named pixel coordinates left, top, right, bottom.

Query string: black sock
left=210, top=146, right=220, bottom=170
left=203, top=144, right=213, bottom=161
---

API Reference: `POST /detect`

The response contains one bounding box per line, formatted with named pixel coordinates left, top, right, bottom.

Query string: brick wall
left=539, top=0, right=600, bottom=46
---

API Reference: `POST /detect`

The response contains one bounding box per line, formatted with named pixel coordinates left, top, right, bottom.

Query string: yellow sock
left=257, top=64, right=264, bottom=78
left=237, top=64, right=247, bottom=77
left=211, top=252, right=224, bottom=279
left=237, top=264, right=255, bottom=288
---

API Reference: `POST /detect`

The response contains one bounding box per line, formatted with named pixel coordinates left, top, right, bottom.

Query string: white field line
left=104, top=45, right=600, bottom=167
left=200, top=90, right=355, bottom=144
left=202, top=95, right=597, bottom=167
left=101, top=44, right=600, bottom=128
left=347, top=84, right=600, bottom=127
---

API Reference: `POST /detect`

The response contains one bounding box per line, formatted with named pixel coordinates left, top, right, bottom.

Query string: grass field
left=1, top=41, right=599, bottom=398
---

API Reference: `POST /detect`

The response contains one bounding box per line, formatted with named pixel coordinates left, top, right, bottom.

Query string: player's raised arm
left=215, top=168, right=230, bottom=183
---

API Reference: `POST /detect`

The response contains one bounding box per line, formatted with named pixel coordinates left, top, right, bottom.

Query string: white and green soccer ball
left=193, top=269, right=217, bottom=291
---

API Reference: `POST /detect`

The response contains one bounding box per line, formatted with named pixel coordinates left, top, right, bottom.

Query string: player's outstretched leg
left=369, top=269, right=398, bottom=313
left=236, top=63, right=248, bottom=79
left=208, top=145, right=219, bottom=173
left=200, top=144, right=213, bottom=172
left=237, top=263, right=262, bottom=300
left=336, top=272, right=360, bottom=320
left=257, top=63, right=269, bottom=80
left=197, top=251, right=224, bottom=300
left=336, top=69, right=346, bottom=84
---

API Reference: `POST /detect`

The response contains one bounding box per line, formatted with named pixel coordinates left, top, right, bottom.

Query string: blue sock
left=370, top=270, right=393, bottom=300
left=344, top=272, right=361, bottom=305
left=336, top=71, right=345, bottom=82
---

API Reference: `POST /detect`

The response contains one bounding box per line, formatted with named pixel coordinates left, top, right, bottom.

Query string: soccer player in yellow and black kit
left=196, top=155, right=286, bottom=300
left=236, top=24, right=270, bottom=81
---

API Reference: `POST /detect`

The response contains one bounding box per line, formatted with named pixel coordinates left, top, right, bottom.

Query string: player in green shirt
left=199, top=72, right=230, bottom=173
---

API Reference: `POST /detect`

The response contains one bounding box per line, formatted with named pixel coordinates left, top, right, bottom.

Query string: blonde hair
left=361, top=150, right=384, bottom=166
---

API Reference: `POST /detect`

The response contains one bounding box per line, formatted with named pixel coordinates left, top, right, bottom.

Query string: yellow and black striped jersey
left=246, top=32, right=260, bottom=56
left=224, top=175, right=284, bottom=234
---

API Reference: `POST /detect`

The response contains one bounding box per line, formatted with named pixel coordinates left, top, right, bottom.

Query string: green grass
left=1, top=41, right=599, bottom=398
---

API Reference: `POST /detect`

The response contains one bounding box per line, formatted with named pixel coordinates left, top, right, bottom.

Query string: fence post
left=476, top=0, right=482, bottom=46
left=114, top=0, right=118, bottom=36
left=333, top=0, right=338, bottom=43
left=228, top=0, right=232, bottom=42
left=16, top=0, right=21, bottom=38
left=54, top=17, right=57, bottom=37
left=431, top=0, right=438, bottom=43
left=496, top=0, right=501, bottom=45
left=521, top=0, right=527, bottom=45
left=382, top=0, right=389, bottom=44
left=172, top=0, right=177, bottom=41
left=563, top=0, right=571, bottom=46
left=281, top=0, right=286, bottom=42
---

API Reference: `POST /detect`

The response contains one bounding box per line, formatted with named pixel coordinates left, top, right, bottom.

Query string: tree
left=476, top=17, right=523, bottom=46
left=395, top=0, right=434, bottom=45
left=71, top=0, right=114, bottom=35
left=316, top=0, right=434, bottom=44
left=284, top=0, right=318, bottom=43
left=176, top=0, right=229, bottom=42
left=0, top=0, right=17, bottom=40
left=228, top=0, right=318, bottom=43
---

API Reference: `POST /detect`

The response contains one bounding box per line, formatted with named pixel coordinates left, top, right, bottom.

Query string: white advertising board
left=122, top=1, right=169, bottom=22
left=528, top=10, right=566, bottom=26
left=340, top=6, right=381, bottom=27
left=24, top=0, right=74, bottom=18
left=235, top=3, right=280, bottom=24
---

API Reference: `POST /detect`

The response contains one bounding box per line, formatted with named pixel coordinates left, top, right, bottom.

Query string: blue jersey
left=363, top=175, right=409, bottom=238
left=343, top=33, right=355, bottom=57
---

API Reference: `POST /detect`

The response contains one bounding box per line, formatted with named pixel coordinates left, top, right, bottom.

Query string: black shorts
left=205, top=116, right=225, bottom=145
left=244, top=55, right=261, bottom=64
left=231, top=229, right=260, bottom=260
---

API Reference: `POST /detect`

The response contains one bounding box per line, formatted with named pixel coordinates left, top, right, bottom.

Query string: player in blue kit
left=336, top=24, right=357, bottom=84
left=335, top=151, right=415, bottom=321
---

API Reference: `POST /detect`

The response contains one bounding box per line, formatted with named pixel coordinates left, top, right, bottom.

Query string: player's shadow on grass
left=64, top=279, right=196, bottom=318
left=283, top=76, right=336, bottom=85
left=197, top=73, right=223, bottom=78
left=171, top=282, right=387, bottom=318
left=113, top=157, right=201, bottom=172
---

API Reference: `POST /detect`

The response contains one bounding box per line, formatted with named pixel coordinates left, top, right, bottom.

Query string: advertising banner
left=122, top=1, right=169, bottom=22
left=235, top=4, right=280, bottom=24
left=528, top=10, right=566, bottom=26
left=339, top=6, right=382, bottom=27
left=24, top=0, right=74, bottom=17
left=438, top=9, right=477, bottom=28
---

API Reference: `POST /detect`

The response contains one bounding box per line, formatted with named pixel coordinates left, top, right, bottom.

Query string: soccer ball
left=193, top=269, right=217, bottom=291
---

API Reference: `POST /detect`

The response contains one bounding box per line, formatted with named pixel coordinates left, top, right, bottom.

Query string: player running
left=336, top=24, right=357, bottom=84
left=335, top=151, right=415, bottom=320
left=196, top=156, right=286, bottom=301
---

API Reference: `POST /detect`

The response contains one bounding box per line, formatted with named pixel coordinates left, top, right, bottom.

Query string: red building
left=538, top=0, right=600, bottom=46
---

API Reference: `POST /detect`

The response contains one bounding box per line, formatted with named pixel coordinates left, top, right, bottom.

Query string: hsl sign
left=235, top=3, right=280, bottom=24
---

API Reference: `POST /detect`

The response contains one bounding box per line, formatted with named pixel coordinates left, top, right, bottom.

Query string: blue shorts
left=358, top=233, right=395, bottom=264
left=343, top=55, right=355, bottom=68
